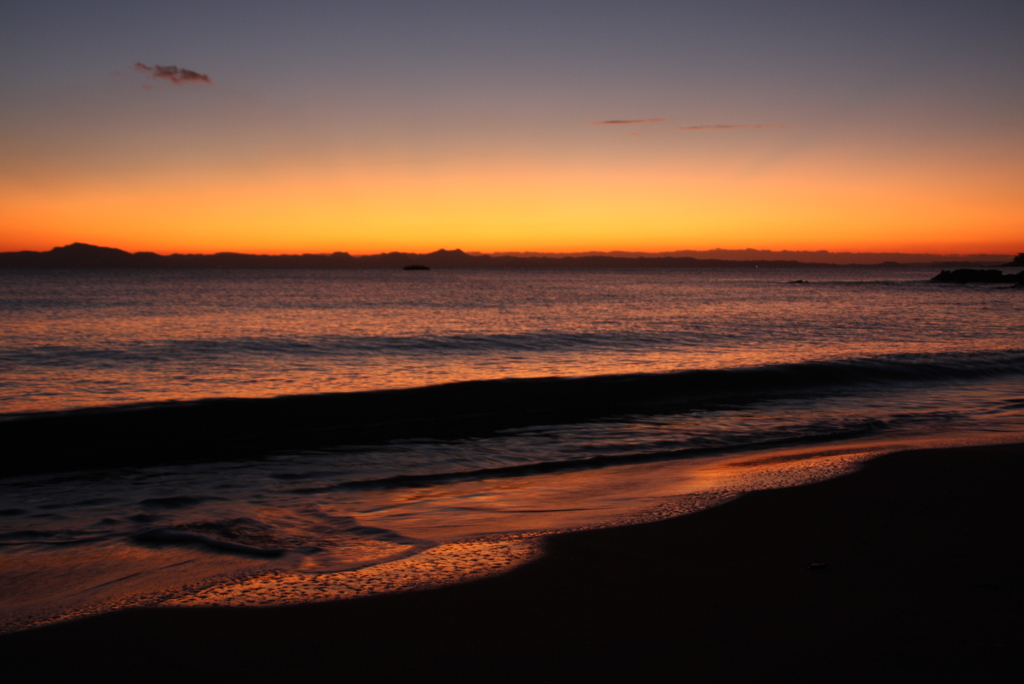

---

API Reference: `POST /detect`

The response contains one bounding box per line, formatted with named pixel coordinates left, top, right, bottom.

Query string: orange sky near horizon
left=3, top=150, right=1021, bottom=255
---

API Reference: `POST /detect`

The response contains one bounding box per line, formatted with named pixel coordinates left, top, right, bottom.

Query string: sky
left=1, top=0, right=1022, bottom=255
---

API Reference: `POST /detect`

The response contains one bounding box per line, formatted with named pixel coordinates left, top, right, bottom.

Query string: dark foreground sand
left=4, top=442, right=1023, bottom=682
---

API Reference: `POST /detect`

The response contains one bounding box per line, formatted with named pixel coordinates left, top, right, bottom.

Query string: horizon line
left=3, top=242, right=1016, bottom=260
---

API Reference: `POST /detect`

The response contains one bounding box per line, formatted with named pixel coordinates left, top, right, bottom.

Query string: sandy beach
left=2, top=440, right=1021, bottom=682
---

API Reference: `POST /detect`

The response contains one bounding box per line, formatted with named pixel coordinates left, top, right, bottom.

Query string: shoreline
left=3, top=440, right=1023, bottom=681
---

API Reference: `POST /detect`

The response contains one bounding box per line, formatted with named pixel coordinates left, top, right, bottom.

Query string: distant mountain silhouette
left=46, top=243, right=141, bottom=267
left=0, top=243, right=1013, bottom=269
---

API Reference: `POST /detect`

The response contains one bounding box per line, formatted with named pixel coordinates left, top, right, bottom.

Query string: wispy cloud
left=675, top=124, right=784, bottom=130
left=590, top=119, right=667, bottom=125
left=133, top=62, right=211, bottom=84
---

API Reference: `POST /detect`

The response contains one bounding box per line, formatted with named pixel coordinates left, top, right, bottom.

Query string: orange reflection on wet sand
left=0, top=540, right=270, bottom=634
left=161, top=442, right=887, bottom=611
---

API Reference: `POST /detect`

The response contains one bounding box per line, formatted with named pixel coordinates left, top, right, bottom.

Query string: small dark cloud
left=590, top=119, right=667, bottom=125
left=675, top=124, right=785, bottom=130
left=133, top=62, right=211, bottom=84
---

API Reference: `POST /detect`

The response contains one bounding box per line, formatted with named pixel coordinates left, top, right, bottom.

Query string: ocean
left=1, top=266, right=1022, bottom=632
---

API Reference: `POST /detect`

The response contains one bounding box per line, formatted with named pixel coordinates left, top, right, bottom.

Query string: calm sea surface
left=1, top=267, right=1022, bottom=631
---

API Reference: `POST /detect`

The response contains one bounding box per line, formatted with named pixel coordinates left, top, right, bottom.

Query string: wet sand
left=3, top=441, right=1022, bottom=682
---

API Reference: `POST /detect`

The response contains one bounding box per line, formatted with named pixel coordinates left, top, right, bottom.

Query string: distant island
left=0, top=243, right=1014, bottom=270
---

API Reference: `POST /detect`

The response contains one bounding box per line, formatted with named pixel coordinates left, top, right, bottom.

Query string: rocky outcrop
left=931, top=269, right=1024, bottom=284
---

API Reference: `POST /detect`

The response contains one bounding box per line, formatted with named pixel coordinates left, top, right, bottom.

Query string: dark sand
left=4, top=442, right=1023, bottom=682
